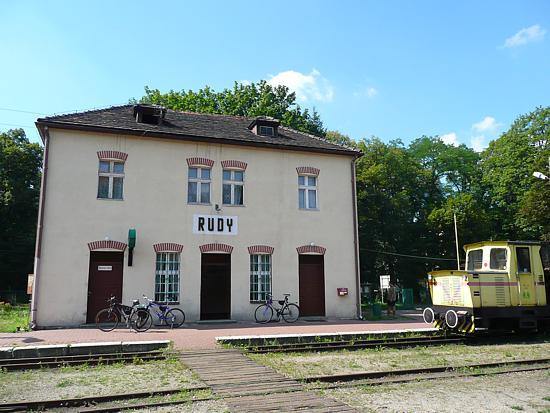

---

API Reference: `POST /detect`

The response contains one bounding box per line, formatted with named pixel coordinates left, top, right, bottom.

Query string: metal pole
left=454, top=213, right=460, bottom=270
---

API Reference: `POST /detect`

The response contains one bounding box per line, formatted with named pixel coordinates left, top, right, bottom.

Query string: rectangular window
left=516, top=247, right=531, bottom=273
left=97, top=160, right=124, bottom=200
left=259, top=126, right=274, bottom=136
left=188, top=167, right=211, bottom=204
left=250, top=254, right=272, bottom=302
left=490, top=248, right=507, bottom=270
left=155, top=252, right=180, bottom=303
left=222, top=169, right=244, bottom=205
left=467, top=249, right=483, bottom=271
left=298, top=175, right=317, bottom=209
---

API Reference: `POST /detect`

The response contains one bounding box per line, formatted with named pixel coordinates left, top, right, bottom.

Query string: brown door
left=200, top=253, right=231, bottom=320
left=299, top=255, right=326, bottom=316
left=86, top=251, right=124, bottom=323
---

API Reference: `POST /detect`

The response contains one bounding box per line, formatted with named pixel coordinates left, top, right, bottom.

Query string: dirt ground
left=323, top=370, right=550, bottom=413
left=249, top=341, right=550, bottom=378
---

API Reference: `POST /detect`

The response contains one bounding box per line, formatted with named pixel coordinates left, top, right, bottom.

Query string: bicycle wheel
left=165, top=308, right=185, bottom=328
left=95, top=308, right=119, bottom=332
left=282, top=304, right=300, bottom=323
left=130, top=308, right=152, bottom=332
left=254, top=304, right=273, bottom=323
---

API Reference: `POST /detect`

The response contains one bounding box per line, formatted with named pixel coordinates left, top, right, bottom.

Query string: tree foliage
left=0, top=129, right=42, bottom=294
left=137, top=81, right=326, bottom=137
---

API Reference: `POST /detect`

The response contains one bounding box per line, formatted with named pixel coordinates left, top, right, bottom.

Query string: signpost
left=379, top=274, right=390, bottom=303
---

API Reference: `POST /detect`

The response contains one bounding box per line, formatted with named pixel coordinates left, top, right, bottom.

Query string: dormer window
left=259, top=126, right=274, bottom=136
left=248, top=116, right=280, bottom=137
left=133, top=104, right=166, bottom=125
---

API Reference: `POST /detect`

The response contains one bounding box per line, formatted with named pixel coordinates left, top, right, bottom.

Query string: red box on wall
left=337, top=288, right=348, bottom=296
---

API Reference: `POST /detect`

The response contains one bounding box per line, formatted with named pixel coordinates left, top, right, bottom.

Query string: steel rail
left=302, top=357, right=550, bottom=383
left=2, top=357, right=549, bottom=413
left=0, top=350, right=174, bottom=371
left=246, top=335, right=465, bottom=353
left=0, top=386, right=210, bottom=412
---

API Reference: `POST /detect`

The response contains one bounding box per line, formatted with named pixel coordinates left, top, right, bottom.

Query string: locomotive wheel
left=423, top=307, right=435, bottom=324
left=445, top=309, right=459, bottom=329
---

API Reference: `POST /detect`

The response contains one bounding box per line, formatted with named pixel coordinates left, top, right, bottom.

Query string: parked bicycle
left=254, top=294, right=300, bottom=323
left=95, top=296, right=152, bottom=332
left=142, top=295, right=185, bottom=328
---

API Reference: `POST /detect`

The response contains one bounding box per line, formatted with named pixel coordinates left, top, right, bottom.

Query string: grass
left=0, top=303, right=30, bottom=333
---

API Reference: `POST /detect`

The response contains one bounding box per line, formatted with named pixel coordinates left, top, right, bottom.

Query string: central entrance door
left=86, top=251, right=124, bottom=323
left=299, top=255, right=326, bottom=317
left=200, top=253, right=231, bottom=320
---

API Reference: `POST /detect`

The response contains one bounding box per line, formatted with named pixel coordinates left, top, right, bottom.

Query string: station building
left=31, top=105, right=362, bottom=327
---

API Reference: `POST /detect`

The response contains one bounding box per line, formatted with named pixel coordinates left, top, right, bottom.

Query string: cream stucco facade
left=32, top=124, right=360, bottom=327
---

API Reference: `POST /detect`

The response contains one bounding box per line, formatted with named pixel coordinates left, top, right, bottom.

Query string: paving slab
left=0, top=313, right=429, bottom=350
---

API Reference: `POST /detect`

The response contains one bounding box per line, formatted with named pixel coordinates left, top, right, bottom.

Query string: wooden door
left=200, top=254, right=231, bottom=320
left=86, top=252, right=124, bottom=323
left=299, top=255, right=326, bottom=316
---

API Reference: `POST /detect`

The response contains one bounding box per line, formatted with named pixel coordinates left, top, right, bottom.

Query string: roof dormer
left=133, top=104, right=166, bottom=125
left=248, top=116, right=280, bottom=137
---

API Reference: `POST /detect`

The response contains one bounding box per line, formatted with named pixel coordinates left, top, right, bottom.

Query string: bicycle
left=95, top=296, right=152, bottom=332
left=254, top=294, right=300, bottom=323
left=142, top=295, right=185, bottom=328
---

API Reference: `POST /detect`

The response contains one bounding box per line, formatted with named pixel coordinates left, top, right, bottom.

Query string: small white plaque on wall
left=193, top=215, right=238, bottom=235
left=98, top=265, right=113, bottom=271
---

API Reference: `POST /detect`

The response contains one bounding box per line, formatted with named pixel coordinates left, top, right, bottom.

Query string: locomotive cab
left=424, top=241, right=550, bottom=333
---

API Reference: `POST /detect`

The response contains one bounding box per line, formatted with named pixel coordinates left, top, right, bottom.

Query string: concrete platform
left=0, top=340, right=170, bottom=359
left=0, top=311, right=430, bottom=350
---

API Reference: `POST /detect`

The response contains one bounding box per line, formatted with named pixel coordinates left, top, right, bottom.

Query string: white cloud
left=366, top=87, right=378, bottom=98
left=238, top=79, right=252, bottom=86
left=503, top=24, right=546, bottom=48
left=441, top=132, right=459, bottom=147
left=472, top=116, right=500, bottom=133
left=267, top=69, right=334, bottom=102
left=470, top=135, right=488, bottom=152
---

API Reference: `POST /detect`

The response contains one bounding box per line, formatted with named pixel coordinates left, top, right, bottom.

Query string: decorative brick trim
left=97, top=151, right=128, bottom=161
left=88, top=240, right=127, bottom=251
left=153, top=243, right=184, bottom=253
left=296, top=166, right=320, bottom=176
left=199, top=243, right=233, bottom=254
left=248, top=245, right=274, bottom=255
left=187, top=157, right=214, bottom=168
left=221, top=160, right=248, bottom=170
left=296, top=245, right=326, bottom=255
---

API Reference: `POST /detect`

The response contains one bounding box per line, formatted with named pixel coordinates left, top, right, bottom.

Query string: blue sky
left=1, top=1, right=549, bottom=150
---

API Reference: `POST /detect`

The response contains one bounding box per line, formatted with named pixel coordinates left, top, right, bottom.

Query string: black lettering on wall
left=198, top=217, right=205, bottom=231
left=217, top=218, right=224, bottom=232
left=207, top=218, right=214, bottom=231
left=227, top=219, right=233, bottom=232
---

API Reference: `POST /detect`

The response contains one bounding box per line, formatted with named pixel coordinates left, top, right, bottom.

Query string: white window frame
left=259, top=125, right=274, bottom=136
left=250, top=254, right=272, bottom=302
left=298, top=174, right=318, bottom=210
left=188, top=166, right=211, bottom=204
left=97, top=159, right=125, bottom=200
left=222, top=169, right=244, bottom=206
left=155, top=252, right=180, bottom=304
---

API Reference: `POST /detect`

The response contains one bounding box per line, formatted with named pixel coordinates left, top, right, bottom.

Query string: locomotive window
left=490, top=248, right=507, bottom=270
left=516, top=247, right=531, bottom=273
left=467, top=249, right=483, bottom=271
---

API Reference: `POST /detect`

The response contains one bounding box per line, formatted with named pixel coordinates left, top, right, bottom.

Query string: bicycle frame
left=142, top=295, right=172, bottom=325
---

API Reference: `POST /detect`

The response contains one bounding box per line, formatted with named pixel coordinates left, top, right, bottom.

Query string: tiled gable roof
left=36, top=105, right=360, bottom=156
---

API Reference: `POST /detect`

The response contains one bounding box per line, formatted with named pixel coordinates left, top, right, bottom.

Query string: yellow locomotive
left=423, top=241, right=550, bottom=333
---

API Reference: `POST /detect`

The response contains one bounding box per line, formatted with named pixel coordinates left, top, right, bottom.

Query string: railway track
left=0, top=350, right=171, bottom=371
left=246, top=334, right=466, bottom=353
left=2, top=356, right=548, bottom=412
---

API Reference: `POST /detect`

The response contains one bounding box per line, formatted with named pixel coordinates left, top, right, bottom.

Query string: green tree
left=355, top=138, right=436, bottom=291
left=0, top=129, right=42, bottom=298
left=480, top=106, right=550, bottom=240
left=325, top=130, right=357, bottom=148
left=137, top=81, right=326, bottom=136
